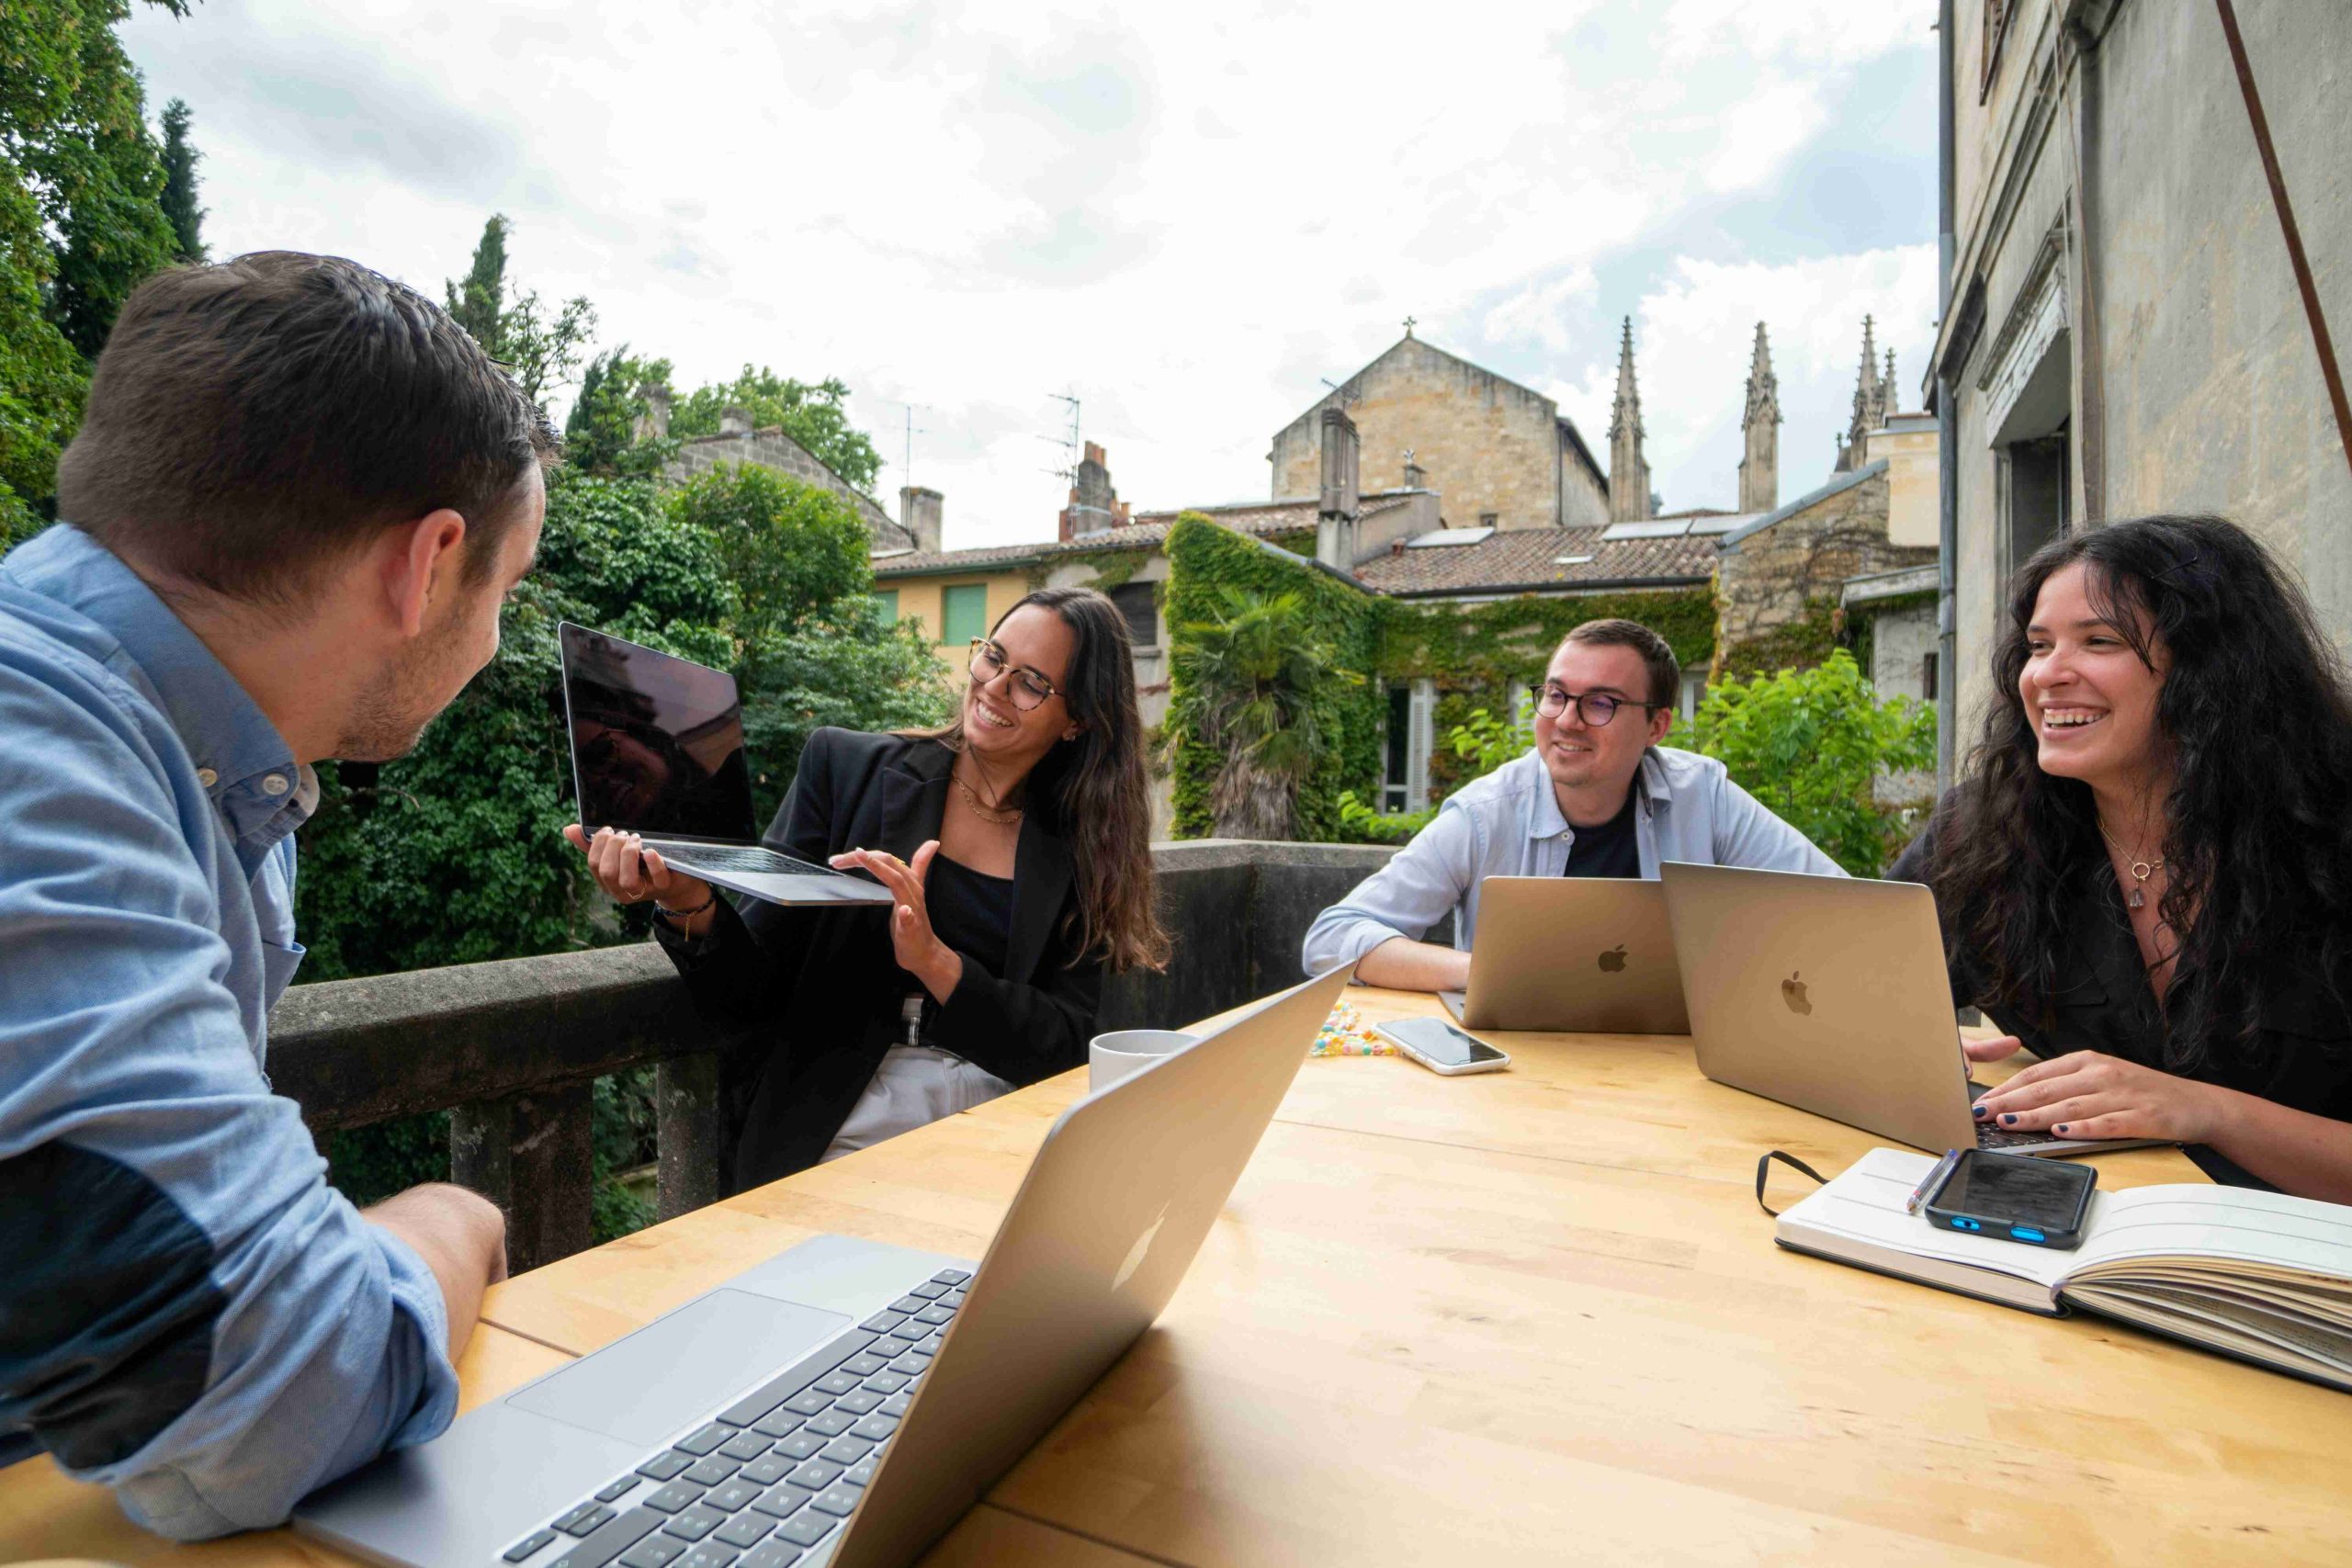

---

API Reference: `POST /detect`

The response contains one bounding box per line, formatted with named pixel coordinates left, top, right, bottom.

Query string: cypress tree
left=158, top=97, right=206, bottom=262
left=443, top=213, right=510, bottom=355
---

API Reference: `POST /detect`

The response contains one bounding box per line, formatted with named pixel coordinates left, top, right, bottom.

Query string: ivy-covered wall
left=1163, top=515, right=1383, bottom=840
left=1377, top=586, right=1717, bottom=799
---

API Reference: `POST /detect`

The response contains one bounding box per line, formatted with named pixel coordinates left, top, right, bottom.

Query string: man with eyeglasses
left=1303, top=618, right=1842, bottom=993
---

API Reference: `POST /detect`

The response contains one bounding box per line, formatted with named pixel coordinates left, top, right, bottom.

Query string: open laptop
left=1439, top=876, right=1690, bottom=1034
left=559, top=622, right=890, bottom=908
left=295, top=962, right=1357, bottom=1568
left=1658, top=862, right=2156, bottom=1158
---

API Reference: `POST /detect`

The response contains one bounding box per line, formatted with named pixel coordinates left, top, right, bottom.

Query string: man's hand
left=364, top=1184, right=507, bottom=1358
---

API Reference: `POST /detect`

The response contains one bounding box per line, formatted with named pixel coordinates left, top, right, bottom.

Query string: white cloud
left=1553, top=245, right=1941, bottom=514
left=121, top=0, right=1935, bottom=550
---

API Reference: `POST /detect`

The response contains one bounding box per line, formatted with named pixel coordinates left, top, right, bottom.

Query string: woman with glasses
left=1893, top=515, right=2352, bottom=1201
left=570, top=586, right=1169, bottom=1188
left=1303, top=618, right=1841, bottom=994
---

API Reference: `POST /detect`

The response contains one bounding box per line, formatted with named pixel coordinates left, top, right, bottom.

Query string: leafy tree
left=1685, top=649, right=1936, bottom=875
left=0, top=0, right=187, bottom=542
left=564, top=345, right=679, bottom=478
left=672, top=367, right=882, bottom=491
left=668, top=463, right=872, bottom=649
left=442, top=213, right=595, bottom=408
left=158, top=96, right=204, bottom=261
left=1170, top=586, right=1351, bottom=840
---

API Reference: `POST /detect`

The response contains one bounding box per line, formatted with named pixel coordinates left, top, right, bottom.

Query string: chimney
left=1057, top=442, right=1125, bottom=540
left=899, top=486, right=944, bottom=554
left=1403, top=448, right=1427, bottom=490
left=1317, top=406, right=1362, bottom=570
left=633, top=383, right=673, bottom=445
left=719, top=405, right=753, bottom=437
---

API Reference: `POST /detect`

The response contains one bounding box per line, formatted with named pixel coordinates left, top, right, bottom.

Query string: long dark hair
left=915, top=586, right=1170, bottom=973
left=1931, top=514, right=2352, bottom=1072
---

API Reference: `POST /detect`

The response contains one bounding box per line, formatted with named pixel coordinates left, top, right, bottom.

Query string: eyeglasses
left=1535, top=684, right=1662, bottom=727
left=969, top=637, right=1062, bottom=710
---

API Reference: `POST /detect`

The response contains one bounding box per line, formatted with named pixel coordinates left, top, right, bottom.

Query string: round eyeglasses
left=1534, top=684, right=1662, bottom=727
left=969, top=637, right=1062, bottom=710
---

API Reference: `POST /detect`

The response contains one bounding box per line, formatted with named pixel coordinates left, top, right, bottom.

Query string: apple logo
left=1598, top=944, right=1628, bottom=974
left=1781, top=971, right=1812, bottom=1016
left=1114, top=1202, right=1169, bottom=1292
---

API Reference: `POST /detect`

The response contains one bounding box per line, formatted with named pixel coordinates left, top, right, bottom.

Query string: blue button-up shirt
left=0, top=525, right=457, bottom=1539
left=1303, top=745, right=1846, bottom=975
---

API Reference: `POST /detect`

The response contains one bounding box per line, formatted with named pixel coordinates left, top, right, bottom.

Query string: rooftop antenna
left=1039, top=390, right=1081, bottom=481
left=879, top=399, right=930, bottom=485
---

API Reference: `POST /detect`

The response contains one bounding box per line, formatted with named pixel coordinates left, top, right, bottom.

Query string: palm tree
left=1171, top=587, right=1343, bottom=840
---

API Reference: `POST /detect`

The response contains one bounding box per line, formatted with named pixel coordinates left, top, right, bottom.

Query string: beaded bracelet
left=1307, top=998, right=1398, bottom=1058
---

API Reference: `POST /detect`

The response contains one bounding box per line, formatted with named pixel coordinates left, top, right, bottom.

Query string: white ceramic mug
left=1089, top=1029, right=1199, bottom=1094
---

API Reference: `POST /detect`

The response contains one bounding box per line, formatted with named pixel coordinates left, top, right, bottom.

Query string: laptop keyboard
left=503, top=1271, right=970, bottom=1568
left=652, top=843, right=842, bottom=880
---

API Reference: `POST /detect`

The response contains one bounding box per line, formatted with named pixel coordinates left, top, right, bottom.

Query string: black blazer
left=656, top=727, right=1102, bottom=1189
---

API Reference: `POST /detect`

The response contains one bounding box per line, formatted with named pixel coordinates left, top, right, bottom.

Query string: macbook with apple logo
left=295, top=963, right=1358, bottom=1568
left=1657, top=861, right=2156, bottom=1158
left=1439, top=876, right=1690, bottom=1034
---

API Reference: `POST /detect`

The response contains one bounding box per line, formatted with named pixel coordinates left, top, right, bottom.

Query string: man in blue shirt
left=1304, top=618, right=1842, bottom=991
left=0, top=253, right=548, bottom=1537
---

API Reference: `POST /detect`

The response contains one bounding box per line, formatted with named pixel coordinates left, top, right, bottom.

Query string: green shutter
left=942, top=584, right=988, bottom=644
left=874, top=589, right=899, bottom=626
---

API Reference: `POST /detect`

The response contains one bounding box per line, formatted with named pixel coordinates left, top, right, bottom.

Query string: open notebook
left=1776, top=1148, right=2352, bottom=1393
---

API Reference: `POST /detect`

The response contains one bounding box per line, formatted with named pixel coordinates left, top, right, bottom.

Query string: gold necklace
left=2097, top=820, right=2165, bottom=909
left=952, top=768, right=1023, bottom=826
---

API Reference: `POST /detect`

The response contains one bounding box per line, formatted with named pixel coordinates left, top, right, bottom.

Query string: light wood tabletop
left=6, top=987, right=2346, bottom=1565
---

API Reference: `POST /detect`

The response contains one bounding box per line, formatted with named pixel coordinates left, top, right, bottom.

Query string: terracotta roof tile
left=1353, top=525, right=1716, bottom=595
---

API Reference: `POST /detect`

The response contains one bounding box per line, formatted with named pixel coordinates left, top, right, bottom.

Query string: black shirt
left=1892, top=804, right=2352, bottom=1166
left=1563, top=785, right=1642, bottom=879
left=923, top=852, right=1013, bottom=981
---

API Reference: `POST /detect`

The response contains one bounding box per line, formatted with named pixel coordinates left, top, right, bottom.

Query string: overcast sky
left=124, top=0, right=1940, bottom=550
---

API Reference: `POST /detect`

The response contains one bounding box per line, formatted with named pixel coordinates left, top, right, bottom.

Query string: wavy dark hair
left=912, top=586, right=1170, bottom=973
left=1930, top=514, right=2352, bottom=1073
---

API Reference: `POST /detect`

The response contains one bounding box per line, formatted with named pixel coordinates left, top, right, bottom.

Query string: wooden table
left=7, top=988, right=2346, bottom=1565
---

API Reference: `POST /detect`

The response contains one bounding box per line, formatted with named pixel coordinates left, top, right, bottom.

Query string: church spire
left=1738, top=321, right=1781, bottom=513
left=1838, top=315, right=1882, bottom=471
left=1882, top=346, right=1899, bottom=418
left=1607, top=316, right=1652, bottom=522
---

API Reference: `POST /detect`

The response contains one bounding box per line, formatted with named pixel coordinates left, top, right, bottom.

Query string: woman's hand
left=562, top=824, right=718, bottom=937
left=831, top=840, right=964, bottom=1003
left=1968, top=1048, right=2229, bottom=1143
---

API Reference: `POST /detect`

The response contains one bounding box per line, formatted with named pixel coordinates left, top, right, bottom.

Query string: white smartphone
left=1375, top=1014, right=1510, bottom=1076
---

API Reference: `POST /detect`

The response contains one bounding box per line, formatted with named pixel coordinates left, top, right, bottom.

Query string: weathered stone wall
left=666, top=428, right=910, bottom=549
left=1271, top=338, right=1564, bottom=531
left=1716, top=469, right=1936, bottom=652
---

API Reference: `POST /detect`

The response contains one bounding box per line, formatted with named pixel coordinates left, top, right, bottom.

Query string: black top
left=1892, top=798, right=2352, bottom=1179
left=1564, top=785, right=1642, bottom=879
left=653, top=728, right=1102, bottom=1190
left=920, top=855, right=1014, bottom=1032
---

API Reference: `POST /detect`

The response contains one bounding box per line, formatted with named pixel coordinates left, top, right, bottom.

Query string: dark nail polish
left=2054, top=1124, right=2069, bottom=1134
left=2000, top=1113, right=2018, bottom=1125
left=1972, top=1104, right=1987, bottom=1119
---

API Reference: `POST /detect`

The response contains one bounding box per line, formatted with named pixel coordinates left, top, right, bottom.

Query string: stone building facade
left=1267, top=332, right=1611, bottom=533
left=662, top=405, right=918, bottom=552
left=1927, top=0, right=2352, bottom=758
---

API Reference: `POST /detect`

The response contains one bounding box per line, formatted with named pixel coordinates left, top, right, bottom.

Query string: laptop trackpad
left=508, top=1289, right=851, bottom=1449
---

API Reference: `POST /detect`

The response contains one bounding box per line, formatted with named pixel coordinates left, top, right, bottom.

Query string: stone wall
left=1270, top=337, right=1566, bottom=532
left=1715, top=468, right=1937, bottom=654
left=666, top=428, right=910, bottom=550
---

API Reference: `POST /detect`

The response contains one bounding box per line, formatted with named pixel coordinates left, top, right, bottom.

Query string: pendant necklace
left=2098, top=821, right=2165, bottom=910
left=953, top=763, right=1023, bottom=827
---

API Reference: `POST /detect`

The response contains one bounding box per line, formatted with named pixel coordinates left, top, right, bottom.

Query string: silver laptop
left=295, top=963, right=1357, bottom=1568
left=1658, top=862, right=2152, bottom=1157
left=559, top=623, right=889, bottom=908
left=1439, top=876, right=1690, bottom=1035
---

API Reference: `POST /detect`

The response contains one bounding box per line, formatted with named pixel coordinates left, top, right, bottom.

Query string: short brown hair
left=1561, top=617, right=1680, bottom=709
left=57, top=252, right=556, bottom=604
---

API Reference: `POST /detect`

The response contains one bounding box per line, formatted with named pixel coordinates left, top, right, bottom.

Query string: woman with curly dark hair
left=1891, top=514, right=2352, bottom=1201
left=568, top=586, right=1170, bottom=1188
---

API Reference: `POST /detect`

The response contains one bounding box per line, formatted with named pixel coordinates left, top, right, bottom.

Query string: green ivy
left=1717, top=596, right=1842, bottom=681
left=1163, top=516, right=1381, bottom=841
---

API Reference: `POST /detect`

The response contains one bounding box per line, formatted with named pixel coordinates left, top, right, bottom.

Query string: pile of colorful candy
left=1308, top=997, right=1397, bottom=1058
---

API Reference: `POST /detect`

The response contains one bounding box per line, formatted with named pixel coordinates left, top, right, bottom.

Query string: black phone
left=1923, top=1149, right=2098, bottom=1249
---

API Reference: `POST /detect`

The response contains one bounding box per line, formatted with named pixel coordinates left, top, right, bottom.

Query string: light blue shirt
left=1303, top=745, right=1845, bottom=975
left=0, top=525, right=457, bottom=1539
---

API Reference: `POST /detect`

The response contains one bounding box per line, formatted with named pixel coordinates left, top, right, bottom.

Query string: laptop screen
left=560, top=623, right=756, bottom=841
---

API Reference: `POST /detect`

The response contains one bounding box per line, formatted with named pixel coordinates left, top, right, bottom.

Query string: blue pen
left=1906, top=1148, right=1963, bottom=1215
